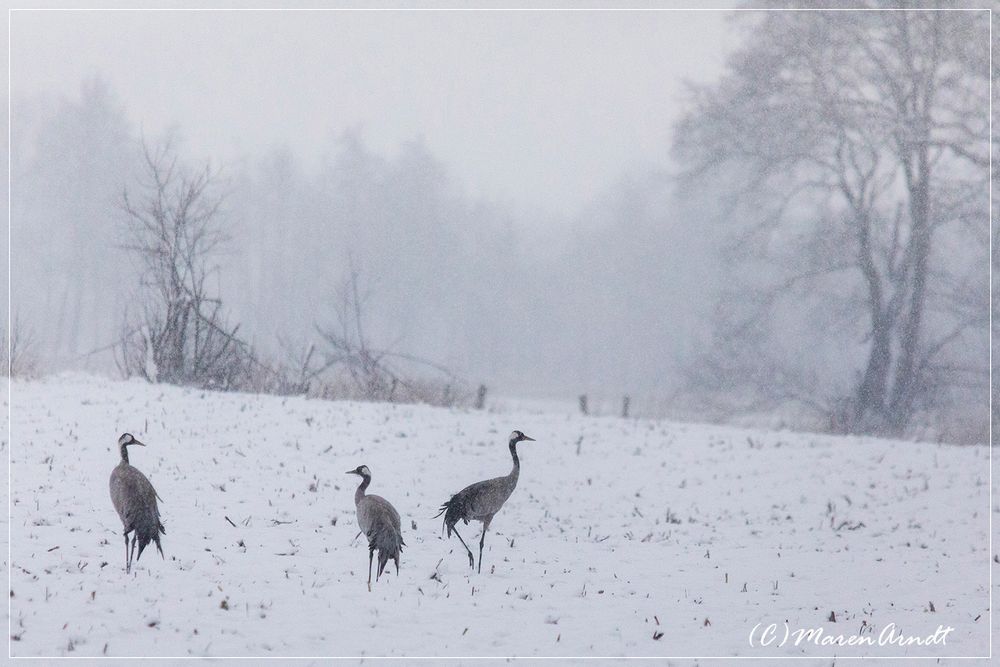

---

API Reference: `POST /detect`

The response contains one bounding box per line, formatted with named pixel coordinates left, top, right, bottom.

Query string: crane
left=436, top=430, right=535, bottom=573
left=109, top=433, right=165, bottom=573
left=347, top=465, right=404, bottom=591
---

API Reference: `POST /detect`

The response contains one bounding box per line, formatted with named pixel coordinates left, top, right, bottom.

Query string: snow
left=4, top=374, right=993, bottom=661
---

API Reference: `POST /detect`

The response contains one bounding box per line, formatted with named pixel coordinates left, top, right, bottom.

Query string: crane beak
left=132, top=440, right=146, bottom=447
left=521, top=435, right=535, bottom=442
left=346, top=469, right=359, bottom=475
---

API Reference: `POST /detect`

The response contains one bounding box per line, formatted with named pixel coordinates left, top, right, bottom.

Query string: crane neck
left=120, top=444, right=130, bottom=464
left=509, top=439, right=520, bottom=478
left=354, top=474, right=371, bottom=506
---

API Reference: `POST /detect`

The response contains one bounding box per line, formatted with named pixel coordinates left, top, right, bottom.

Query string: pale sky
left=12, top=7, right=733, bottom=214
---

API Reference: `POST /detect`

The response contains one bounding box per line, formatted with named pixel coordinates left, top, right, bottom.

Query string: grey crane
left=436, top=430, right=535, bottom=573
left=347, top=465, right=405, bottom=591
left=109, top=433, right=165, bottom=573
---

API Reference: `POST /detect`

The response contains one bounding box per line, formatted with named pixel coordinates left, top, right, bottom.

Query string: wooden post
left=474, top=384, right=487, bottom=410
left=579, top=394, right=589, bottom=415
left=621, top=394, right=630, bottom=418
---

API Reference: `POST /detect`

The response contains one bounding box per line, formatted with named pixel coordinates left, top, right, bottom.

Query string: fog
left=13, top=9, right=730, bottom=211
left=7, top=7, right=991, bottom=443
left=11, top=10, right=731, bottom=396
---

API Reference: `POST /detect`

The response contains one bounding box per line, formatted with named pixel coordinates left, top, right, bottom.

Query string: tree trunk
left=888, top=152, right=932, bottom=432
left=853, top=313, right=893, bottom=432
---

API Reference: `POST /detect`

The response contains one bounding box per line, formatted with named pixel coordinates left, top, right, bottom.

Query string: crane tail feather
left=368, top=520, right=404, bottom=579
left=131, top=511, right=163, bottom=563
left=438, top=493, right=471, bottom=538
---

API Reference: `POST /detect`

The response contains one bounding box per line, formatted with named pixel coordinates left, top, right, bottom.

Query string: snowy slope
left=5, top=374, right=993, bottom=661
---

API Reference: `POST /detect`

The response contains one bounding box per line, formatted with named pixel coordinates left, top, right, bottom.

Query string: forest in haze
left=6, top=8, right=993, bottom=444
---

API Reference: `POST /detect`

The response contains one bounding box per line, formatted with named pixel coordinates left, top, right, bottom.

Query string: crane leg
left=451, top=526, right=475, bottom=568
left=123, top=531, right=130, bottom=573
left=367, top=548, right=374, bottom=592
left=129, top=534, right=138, bottom=573
left=478, top=528, right=487, bottom=574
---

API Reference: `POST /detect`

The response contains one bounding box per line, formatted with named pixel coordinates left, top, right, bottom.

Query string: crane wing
left=109, top=464, right=162, bottom=530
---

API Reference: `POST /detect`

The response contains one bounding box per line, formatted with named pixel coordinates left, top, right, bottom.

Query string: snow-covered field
left=5, top=374, right=993, bottom=660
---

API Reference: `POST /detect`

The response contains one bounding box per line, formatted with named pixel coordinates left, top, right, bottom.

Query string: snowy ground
left=4, top=374, right=994, bottom=662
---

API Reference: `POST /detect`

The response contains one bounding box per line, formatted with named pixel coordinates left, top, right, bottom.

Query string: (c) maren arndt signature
left=749, top=621, right=955, bottom=649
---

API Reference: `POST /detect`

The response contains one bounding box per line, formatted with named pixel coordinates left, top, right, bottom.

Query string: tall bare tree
left=675, top=9, right=989, bottom=438
left=117, top=138, right=252, bottom=389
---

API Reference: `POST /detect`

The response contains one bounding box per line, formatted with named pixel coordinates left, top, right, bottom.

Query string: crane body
left=437, top=430, right=535, bottom=573
left=348, top=465, right=404, bottom=590
left=109, top=433, right=165, bottom=573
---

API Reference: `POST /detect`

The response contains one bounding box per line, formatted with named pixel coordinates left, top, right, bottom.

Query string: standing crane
left=347, top=465, right=404, bottom=591
left=109, top=433, right=165, bottom=573
left=436, top=430, right=535, bottom=573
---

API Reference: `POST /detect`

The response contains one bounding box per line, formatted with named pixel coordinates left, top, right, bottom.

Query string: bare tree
left=116, top=138, right=253, bottom=390
left=2, top=315, right=38, bottom=378
left=675, top=9, right=989, bottom=438
left=316, top=265, right=398, bottom=401
left=313, top=265, right=467, bottom=405
left=271, top=336, right=318, bottom=395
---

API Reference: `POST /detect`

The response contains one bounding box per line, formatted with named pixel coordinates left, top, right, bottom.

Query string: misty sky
left=12, top=8, right=732, bottom=214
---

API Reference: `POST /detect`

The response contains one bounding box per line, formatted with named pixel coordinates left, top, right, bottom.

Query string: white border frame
left=5, top=5, right=994, bottom=662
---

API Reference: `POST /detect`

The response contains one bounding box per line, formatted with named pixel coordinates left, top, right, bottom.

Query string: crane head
left=117, top=433, right=146, bottom=448
left=510, top=430, right=535, bottom=443
left=347, top=465, right=372, bottom=478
